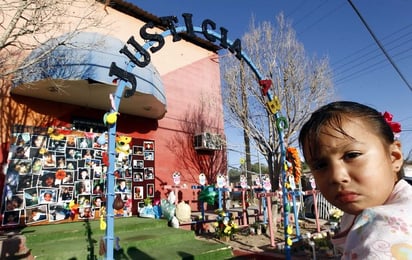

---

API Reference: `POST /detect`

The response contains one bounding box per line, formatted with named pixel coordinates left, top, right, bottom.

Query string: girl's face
left=303, top=118, right=403, bottom=215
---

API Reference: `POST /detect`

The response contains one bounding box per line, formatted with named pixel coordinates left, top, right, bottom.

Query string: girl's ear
left=390, top=140, right=403, bottom=170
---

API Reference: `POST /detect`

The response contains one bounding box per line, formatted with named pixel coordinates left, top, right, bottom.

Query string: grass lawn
left=20, top=217, right=233, bottom=259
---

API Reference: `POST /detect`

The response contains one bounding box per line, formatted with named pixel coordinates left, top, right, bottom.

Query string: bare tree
left=166, top=92, right=226, bottom=186
left=0, top=0, right=108, bottom=150
left=0, top=0, right=106, bottom=79
left=221, top=13, right=334, bottom=189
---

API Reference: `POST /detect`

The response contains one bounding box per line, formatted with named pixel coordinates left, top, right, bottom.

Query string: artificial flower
left=55, top=169, right=66, bottom=180
left=213, top=209, right=238, bottom=239
left=383, top=111, right=401, bottom=133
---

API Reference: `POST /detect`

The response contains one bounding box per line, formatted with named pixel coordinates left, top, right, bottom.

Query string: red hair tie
left=382, top=111, right=401, bottom=133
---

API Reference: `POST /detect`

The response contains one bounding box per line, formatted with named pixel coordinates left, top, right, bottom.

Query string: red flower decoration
left=55, top=169, right=67, bottom=180
left=382, top=111, right=401, bottom=133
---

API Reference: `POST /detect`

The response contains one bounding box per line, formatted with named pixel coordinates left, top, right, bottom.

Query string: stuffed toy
left=115, top=135, right=131, bottom=161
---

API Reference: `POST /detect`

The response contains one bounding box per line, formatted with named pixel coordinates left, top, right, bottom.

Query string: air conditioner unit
left=193, top=132, right=222, bottom=150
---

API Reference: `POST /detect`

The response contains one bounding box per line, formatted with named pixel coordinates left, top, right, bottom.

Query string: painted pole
left=103, top=22, right=292, bottom=259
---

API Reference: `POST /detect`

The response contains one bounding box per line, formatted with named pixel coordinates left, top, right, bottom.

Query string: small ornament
left=216, top=173, right=226, bottom=188
left=199, top=173, right=206, bottom=186
left=172, top=171, right=181, bottom=185
left=240, top=174, right=247, bottom=189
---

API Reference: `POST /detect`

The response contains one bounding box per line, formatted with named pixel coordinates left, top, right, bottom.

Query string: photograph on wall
left=60, top=186, right=74, bottom=201
left=10, top=145, right=29, bottom=160
left=124, top=168, right=132, bottom=179
left=23, top=188, right=39, bottom=207
left=132, top=146, right=143, bottom=156
left=39, top=171, right=57, bottom=187
left=78, top=167, right=91, bottom=180
left=66, top=135, right=76, bottom=148
left=56, top=155, right=66, bottom=169
left=12, top=132, right=31, bottom=146
left=143, top=151, right=154, bottom=161
left=133, top=172, right=143, bottom=182
left=92, top=196, right=103, bottom=208
left=39, top=188, right=58, bottom=203
left=77, top=137, right=92, bottom=149
left=31, top=135, right=48, bottom=149
left=4, top=194, right=23, bottom=211
left=137, top=201, right=145, bottom=211
left=143, top=141, right=154, bottom=151
left=144, top=167, right=154, bottom=180
left=49, top=203, right=69, bottom=222
left=48, top=138, right=66, bottom=152
left=147, top=184, right=154, bottom=198
left=75, top=180, right=92, bottom=195
left=10, top=159, right=31, bottom=175
left=62, top=170, right=75, bottom=184
left=79, top=206, right=94, bottom=219
left=78, top=194, right=92, bottom=208
left=93, top=165, right=103, bottom=179
left=133, top=186, right=143, bottom=200
left=92, top=180, right=105, bottom=195
left=2, top=210, right=21, bottom=226
left=26, top=205, right=48, bottom=224
left=31, top=158, right=43, bottom=174
left=42, top=151, right=56, bottom=168
left=2, top=127, right=152, bottom=226
left=115, top=179, right=131, bottom=193
left=82, top=149, right=94, bottom=160
left=132, top=159, right=144, bottom=169
left=18, top=175, right=33, bottom=192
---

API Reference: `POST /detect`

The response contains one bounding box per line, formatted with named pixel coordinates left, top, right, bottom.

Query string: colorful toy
left=115, top=135, right=131, bottom=161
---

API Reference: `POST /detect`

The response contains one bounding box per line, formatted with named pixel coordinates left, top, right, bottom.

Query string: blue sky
left=127, top=0, right=412, bottom=167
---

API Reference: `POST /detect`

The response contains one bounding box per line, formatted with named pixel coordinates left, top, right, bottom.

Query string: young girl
left=299, top=101, right=412, bottom=259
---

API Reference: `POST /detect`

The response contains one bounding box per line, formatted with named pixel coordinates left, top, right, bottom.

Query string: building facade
left=0, top=0, right=226, bottom=225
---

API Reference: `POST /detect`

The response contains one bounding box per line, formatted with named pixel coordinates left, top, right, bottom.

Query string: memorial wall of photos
left=1, top=125, right=155, bottom=226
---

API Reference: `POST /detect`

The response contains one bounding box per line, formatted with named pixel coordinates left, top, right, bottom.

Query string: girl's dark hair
left=299, top=101, right=402, bottom=177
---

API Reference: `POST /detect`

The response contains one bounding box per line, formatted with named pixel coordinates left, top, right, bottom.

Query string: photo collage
left=1, top=125, right=155, bottom=226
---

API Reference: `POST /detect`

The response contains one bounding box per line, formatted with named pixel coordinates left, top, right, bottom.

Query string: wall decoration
left=143, top=151, right=154, bottom=160
left=2, top=210, right=21, bottom=226
left=143, top=141, right=154, bottom=151
left=144, top=167, right=154, bottom=180
left=132, top=159, right=144, bottom=169
left=1, top=125, right=156, bottom=226
left=134, top=186, right=143, bottom=199
left=147, top=184, right=154, bottom=198
left=132, top=146, right=143, bottom=156
left=133, top=172, right=143, bottom=182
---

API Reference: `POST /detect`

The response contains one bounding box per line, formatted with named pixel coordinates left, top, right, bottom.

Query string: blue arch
left=105, top=26, right=291, bottom=259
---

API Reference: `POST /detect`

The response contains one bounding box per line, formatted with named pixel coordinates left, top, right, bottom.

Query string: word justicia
left=109, top=13, right=242, bottom=97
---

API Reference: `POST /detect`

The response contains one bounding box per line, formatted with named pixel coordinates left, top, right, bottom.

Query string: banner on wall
left=1, top=125, right=155, bottom=226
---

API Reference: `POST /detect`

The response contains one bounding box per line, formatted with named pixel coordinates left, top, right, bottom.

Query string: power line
left=332, top=26, right=412, bottom=84
left=284, top=1, right=412, bottom=88
left=334, top=47, right=412, bottom=85
left=347, top=0, right=412, bottom=92
left=297, top=2, right=346, bottom=36
left=332, top=22, right=412, bottom=68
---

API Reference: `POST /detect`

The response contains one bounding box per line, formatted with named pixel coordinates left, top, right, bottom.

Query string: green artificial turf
left=22, top=217, right=233, bottom=259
